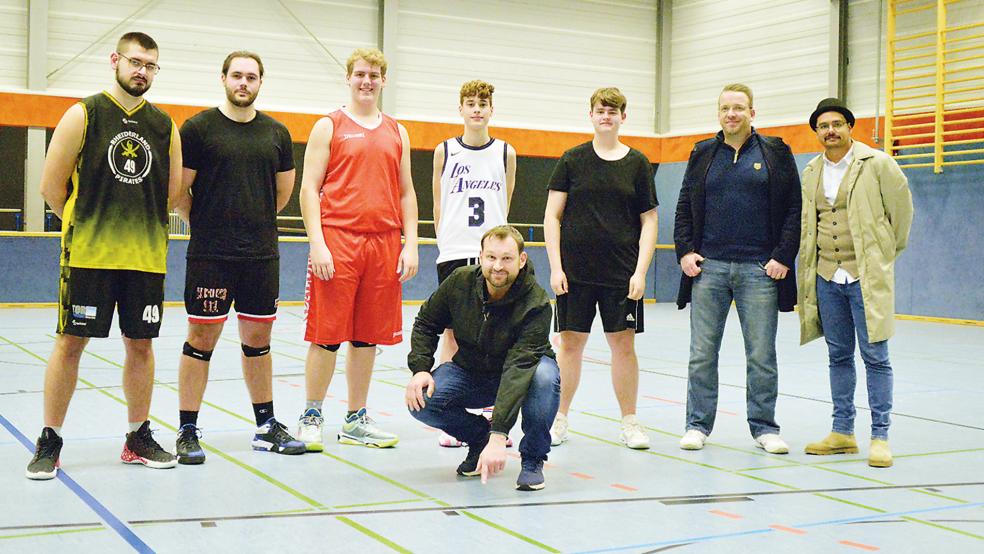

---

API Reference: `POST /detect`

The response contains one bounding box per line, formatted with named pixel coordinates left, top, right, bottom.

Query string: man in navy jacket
left=673, top=83, right=801, bottom=454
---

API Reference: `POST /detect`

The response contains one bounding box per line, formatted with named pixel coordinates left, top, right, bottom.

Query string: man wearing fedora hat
left=797, top=98, right=913, bottom=468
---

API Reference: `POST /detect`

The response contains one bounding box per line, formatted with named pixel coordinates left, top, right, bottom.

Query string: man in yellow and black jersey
left=26, top=32, right=184, bottom=480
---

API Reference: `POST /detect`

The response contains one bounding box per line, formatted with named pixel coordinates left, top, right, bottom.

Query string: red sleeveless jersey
left=319, top=109, right=403, bottom=232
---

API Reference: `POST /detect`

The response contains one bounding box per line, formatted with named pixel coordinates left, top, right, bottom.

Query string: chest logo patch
left=753, top=162, right=762, bottom=170
left=107, top=130, right=153, bottom=184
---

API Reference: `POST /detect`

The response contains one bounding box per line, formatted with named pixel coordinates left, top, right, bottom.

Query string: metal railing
left=886, top=0, right=984, bottom=172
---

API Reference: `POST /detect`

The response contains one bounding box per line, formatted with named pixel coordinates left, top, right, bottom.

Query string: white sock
left=128, top=421, right=144, bottom=433
left=49, top=426, right=62, bottom=437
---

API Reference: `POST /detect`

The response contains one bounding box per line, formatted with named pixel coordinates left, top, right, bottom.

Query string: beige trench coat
left=797, top=140, right=914, bottom=345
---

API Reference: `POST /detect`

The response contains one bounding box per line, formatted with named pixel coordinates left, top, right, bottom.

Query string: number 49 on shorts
left=142, top=305, right=160, bottom=324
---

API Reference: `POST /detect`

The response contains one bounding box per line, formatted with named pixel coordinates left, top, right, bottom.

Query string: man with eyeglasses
left=673, top=83, right=801, bottom=454
left=171, top=51, right=303, bottom=464
left=797, top=98, right=913, bottom=468
left=27, top=32, right=183, bottom=479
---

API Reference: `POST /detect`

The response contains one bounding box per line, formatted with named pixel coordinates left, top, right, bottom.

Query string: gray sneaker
left=337, top=408, right=398, bottom=448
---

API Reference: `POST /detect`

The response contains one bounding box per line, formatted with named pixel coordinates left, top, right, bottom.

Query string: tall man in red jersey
left=296, top=48, right=418, bottom=450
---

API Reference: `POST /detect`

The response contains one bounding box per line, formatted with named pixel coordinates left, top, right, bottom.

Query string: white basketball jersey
left=436, top=137, right=510, bottom=263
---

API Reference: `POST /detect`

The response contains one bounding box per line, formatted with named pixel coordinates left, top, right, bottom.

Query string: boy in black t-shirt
left=172, top=51, right=304, bottom=464
left=543, top=87, right=658, bottom=450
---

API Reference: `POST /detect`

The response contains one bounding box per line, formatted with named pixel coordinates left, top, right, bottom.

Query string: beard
left=116, top=68, right=149, bottom=97
left=226, top=86, right=258, bottom=108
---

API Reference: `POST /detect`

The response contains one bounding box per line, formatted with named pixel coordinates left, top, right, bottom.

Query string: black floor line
left=7, top=481, right=981, bottom=532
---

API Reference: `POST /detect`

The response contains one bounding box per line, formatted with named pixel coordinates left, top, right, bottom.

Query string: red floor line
left=376, top=411, right=393, bottom=417
left=610, top=483, right=638, bottom=492
left=708, top=510, right=743, bottom=519
left=570, top=472, right=594, bottom=480
left=839, top=540, right=880, bottom=551
left=420, top=426, right=440, bottom=433
left=717, top=409, right=738, bottom=416
left=643, top=395, right=685, bottom=405
left=769, top=524, right=807, bottom=535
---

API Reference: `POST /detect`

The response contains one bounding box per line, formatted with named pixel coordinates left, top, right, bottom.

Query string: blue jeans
left=816, top=276, right=893, bottom=440
left=686, top=259, right=780, bottom=438
left=408, top=356, right=560, bottom=461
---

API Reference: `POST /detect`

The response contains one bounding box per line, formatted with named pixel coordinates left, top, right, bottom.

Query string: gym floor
left=1, top=304, right=982, bottom=553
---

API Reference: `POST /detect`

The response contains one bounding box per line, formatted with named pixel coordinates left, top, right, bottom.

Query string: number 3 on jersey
left=468, top=197, right=485, bottom=227
left=142, top=305, right=160, bottom=324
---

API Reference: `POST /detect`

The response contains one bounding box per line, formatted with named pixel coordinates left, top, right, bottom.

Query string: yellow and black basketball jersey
left=61, top=91, right=173, bottom=274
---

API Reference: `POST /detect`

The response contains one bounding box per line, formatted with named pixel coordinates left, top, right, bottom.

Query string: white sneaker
left=619, top=415, right=650, bottom=450
left=679, top=429, right=707, bottom=450
left=754, top=433, right=789, bottom=454
left=297, top=408, right=324, bottom=452
left=550, top=413, right=569, bottom=446
left=438, top=432, right=464, bottom=447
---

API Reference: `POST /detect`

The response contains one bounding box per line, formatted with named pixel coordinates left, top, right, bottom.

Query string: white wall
left=0, top=0, right=27, bottom=90
left=393, top=0, right=658, bottom=135
left=44, top=0, right=377, bottom=114
left=667, top=0, right=832, bottom=135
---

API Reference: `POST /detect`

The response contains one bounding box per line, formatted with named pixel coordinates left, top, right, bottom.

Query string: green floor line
left=812, top=493, right=886, bottom=512
left=902, top=516, right=984, bottom=540
left=334, top=516, right=413, bottom=553
left=0, top=526, right=105, bottom=541
left=737, top=447, right=984, bottom=471
left=316, top=451, right=431, bottom=499
left=329, top=498, right=429, bottom=510
left=260, top=508, right=317, bottom=516
left=458, top=511, right=560, bottom=553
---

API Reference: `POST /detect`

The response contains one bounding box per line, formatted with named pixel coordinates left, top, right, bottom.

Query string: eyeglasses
left=117, top=52, right=160, bottom=74
left=817, top=121, right=847, bottom=131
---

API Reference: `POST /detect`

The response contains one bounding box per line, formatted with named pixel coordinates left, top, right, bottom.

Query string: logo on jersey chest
left=107, top=130, right=153, bottom=184
left=448, top=162, right=502, bottom=193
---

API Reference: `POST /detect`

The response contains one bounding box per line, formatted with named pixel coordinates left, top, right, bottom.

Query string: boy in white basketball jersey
left=432, top=80, right=516, bottom=447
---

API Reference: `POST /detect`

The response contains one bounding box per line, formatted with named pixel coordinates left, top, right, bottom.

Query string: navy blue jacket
left=673, top=131, right=802, bottom=312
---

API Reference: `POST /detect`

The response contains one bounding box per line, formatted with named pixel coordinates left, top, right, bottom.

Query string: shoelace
left=133, top=427, right=169, bottom=456
left=301, top=414, right=324, bottom=426
left=35, top=436, right=61, bottom=459
left=178, top=426, right=203, bottom=442
left=270, top=421, right=296, bottom=442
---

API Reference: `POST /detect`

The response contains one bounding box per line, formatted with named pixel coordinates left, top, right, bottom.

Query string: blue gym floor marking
left=0, top=413, right=154, bottom=553
left=572, top=501, right=984, bottom=553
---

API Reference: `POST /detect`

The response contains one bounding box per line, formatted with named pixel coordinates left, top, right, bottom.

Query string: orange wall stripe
left=1, top=90, right=905, bottom=163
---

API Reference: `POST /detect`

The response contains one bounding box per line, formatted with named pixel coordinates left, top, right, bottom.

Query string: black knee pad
left=182, top=342, right=213, bottom=361
left=351, top=341, right=376, bottom=348
left=317, top=343, right=340, bottom=352
left=242, top=344, right=271, bottom=357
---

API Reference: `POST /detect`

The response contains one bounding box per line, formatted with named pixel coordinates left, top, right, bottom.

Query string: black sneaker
left=176, top=424, right=206, bottom=465
left=516, top=457, right=545, bottom=491
left=252, top=418, right=306, bottom=455
left=456, top=433, right=490, bottom=477
left=26, top=427, right=63, bottom=480
left=121, top=421, right=177, bottom=469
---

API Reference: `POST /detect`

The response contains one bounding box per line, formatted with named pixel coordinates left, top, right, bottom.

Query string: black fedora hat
left=809, top=97, right=855, bottom=130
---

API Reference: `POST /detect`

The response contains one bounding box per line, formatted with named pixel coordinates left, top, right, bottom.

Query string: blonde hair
left=346, top=48, right=387, bottom=77
left=460, top=80, right=495, bottom=105
left=720, top=83, right=753, bottom=108
left=590, top=87, right=627, bottom=112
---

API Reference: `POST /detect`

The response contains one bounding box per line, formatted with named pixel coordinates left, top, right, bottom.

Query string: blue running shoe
left=252, top=418, right=306, bottom=455
left=516, top=457, right=545, bottom=491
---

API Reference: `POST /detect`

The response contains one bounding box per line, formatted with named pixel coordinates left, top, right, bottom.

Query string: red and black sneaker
left=121, top=421, right=177, bottom=469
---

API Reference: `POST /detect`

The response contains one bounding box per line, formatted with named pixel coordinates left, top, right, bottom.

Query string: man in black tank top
left=27, top=32, right=184, bottom=480
left=171, top=51, right=302, bottom=464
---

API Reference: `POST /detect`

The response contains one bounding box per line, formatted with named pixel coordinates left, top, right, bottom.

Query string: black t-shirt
left=548, top=142, right=658, bottom=287
left=181, top=108, right=294, bottom=260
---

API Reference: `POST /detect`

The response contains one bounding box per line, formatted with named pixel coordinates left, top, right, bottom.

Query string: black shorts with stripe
left=436, top=257, right=479, bottom=285
left=553, top=281, right=644, bottom=334
left=184, top=258, right=279, bottom=324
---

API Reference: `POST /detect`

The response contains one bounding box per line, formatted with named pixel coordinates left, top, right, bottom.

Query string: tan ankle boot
left=869, top=439, right=893, bottom=467
left=804, top=432, right=859, bottom=455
